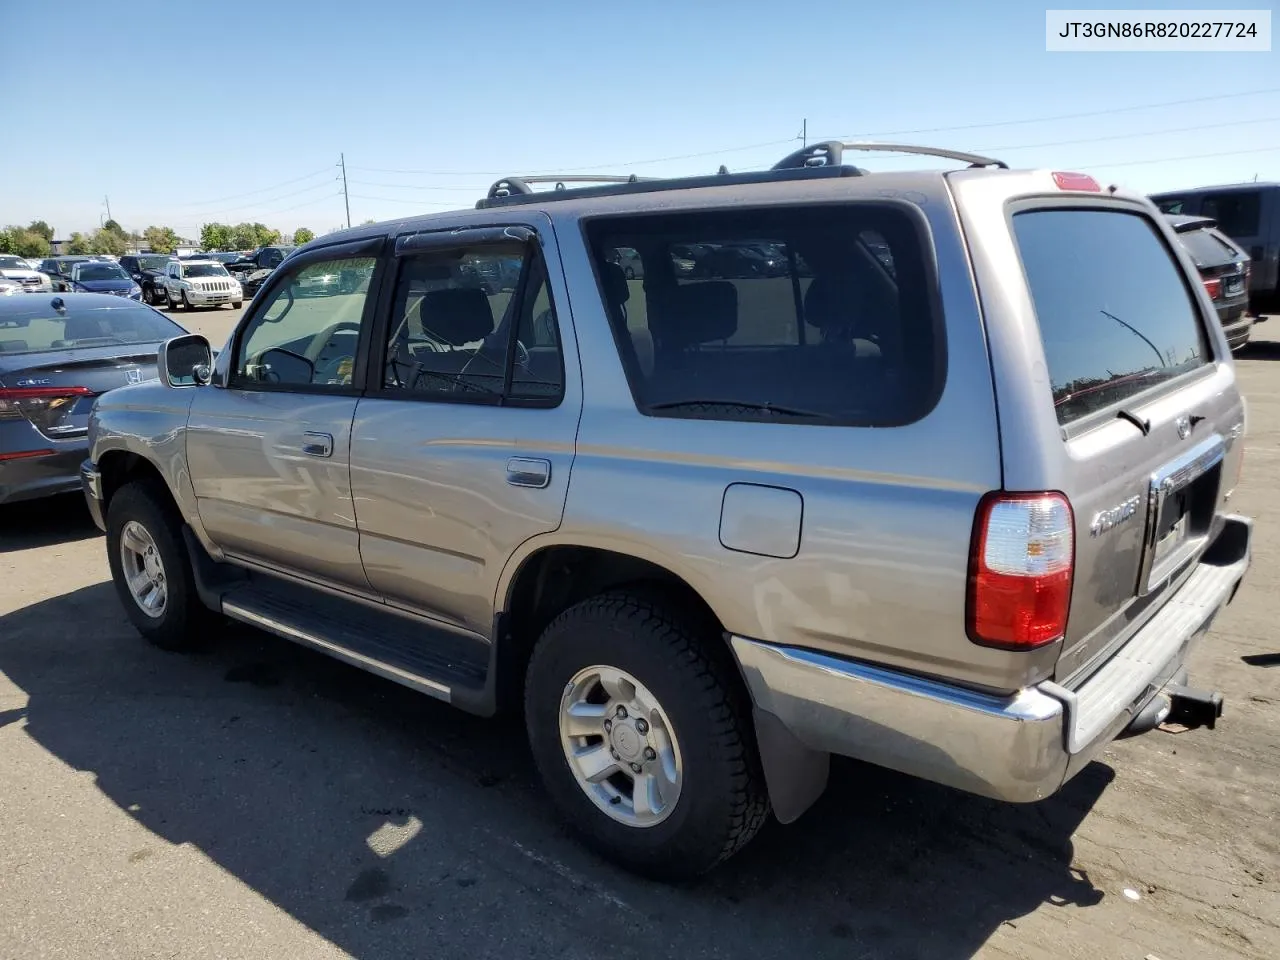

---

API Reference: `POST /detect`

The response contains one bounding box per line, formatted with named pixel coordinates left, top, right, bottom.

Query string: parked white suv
left=162, top=259, right=243, bottom=311
left=0, top=254, right=52, bottom=293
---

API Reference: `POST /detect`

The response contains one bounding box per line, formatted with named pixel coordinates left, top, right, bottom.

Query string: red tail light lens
left=0, top=385, right=93, bottom=437
left=967, top=492, right=1074, bottom=649
left=1051, top=171, right=1101, bottom=192
left=1203, top=277, right=1223, bottom=300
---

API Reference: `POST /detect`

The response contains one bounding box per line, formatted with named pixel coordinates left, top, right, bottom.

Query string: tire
left=524, top=590, right=768, bottom=880
left=232, top=300, right=243, bottom=309
left=166, top=291, right=180, bottom=311
left=105, top=480, right=214, bottom=651
left=182, top=291, right=194, bottom=311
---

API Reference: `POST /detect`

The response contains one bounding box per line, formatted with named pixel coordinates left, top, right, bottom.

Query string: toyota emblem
left=1175, top=415, right=1192, bottom=440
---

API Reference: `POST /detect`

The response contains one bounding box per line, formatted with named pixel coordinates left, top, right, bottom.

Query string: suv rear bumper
left=731, top=514, right=1251, bottom=804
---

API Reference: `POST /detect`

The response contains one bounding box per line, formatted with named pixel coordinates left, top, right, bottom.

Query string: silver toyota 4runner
left=81, top=142, right=1252, bottom=879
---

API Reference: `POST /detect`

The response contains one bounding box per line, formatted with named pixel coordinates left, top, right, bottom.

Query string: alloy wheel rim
left=119, top=520, right=167, bottom=619
left=558, top=665, right=683, bottom=828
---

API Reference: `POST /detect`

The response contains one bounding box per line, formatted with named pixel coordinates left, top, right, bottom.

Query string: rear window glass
left=1013, top=209, right=1211, bottom=425
left=0, top=302, right=183, bottom=355
left=587, top=204, right=941, bottom=426
left=1178, top=228, right=1241, bottom=267
left=1199, top=191, right=1262, bottom=238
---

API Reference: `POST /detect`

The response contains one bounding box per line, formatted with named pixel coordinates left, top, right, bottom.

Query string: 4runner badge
left=1090, top=495, right=1141, bottom=538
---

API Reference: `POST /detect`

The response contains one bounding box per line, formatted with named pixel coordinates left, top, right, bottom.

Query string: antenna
left=340, top=153, right=351, bottom=228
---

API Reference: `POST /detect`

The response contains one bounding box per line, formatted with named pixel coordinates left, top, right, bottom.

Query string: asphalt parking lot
left=1, top=323, right=1278, bottom=960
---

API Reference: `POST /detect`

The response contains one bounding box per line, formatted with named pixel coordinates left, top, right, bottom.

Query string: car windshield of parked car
left=0, top=256, right=29, bottom=270
left=137, top=256, right=172, bottom=271
left=74, top=263, right=129, bottom=281
left=183, top=263, right=230, bottom=278
left=0, top=301, right=184, bottom=354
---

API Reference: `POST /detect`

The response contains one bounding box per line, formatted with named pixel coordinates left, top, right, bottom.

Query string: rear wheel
left=105, top=480, right=214, bottom=650
left=524, top=590, right=768, bottom=879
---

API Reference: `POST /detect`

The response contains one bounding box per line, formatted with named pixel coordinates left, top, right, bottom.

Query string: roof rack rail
left=773, top=140, right=1008, bottom=170
left=476, top=163, right=863, bottom=208
left=486, top=174, right=654, bottom=200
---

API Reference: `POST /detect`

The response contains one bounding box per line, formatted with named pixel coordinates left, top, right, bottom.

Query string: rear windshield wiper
left=647, top=398, right=827, bottom=419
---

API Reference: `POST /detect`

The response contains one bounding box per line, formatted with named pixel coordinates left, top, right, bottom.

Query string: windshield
left=0, top=256, right=28, bottom=270
left=137, top=256, right=172, bottom=271
left=184, top=263, right=230, bottom=278
left=74, top=263, right=129, bottom=281
left=0, top=301, right=183, bottom=354
left=1178, top=228, right=1242, bottom=268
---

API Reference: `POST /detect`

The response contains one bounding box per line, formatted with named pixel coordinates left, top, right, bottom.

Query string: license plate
left=1154, top=499, right=1190, bottom=567
left=1226, top=278, right=1244, bottom=296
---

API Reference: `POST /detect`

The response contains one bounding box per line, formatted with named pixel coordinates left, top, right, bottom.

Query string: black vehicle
left=38, top=256, right=95, bottom=292
left=227, top=245, right=296, bottom=299
left=1166, top=213, right=1255, bottom=351
left=0, top=293, right=187, bottom=504
left=1151, top=183, right=1280, bottom=312
left=119, top=254, right=177, bottom=306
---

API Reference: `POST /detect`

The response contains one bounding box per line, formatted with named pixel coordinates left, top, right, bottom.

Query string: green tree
left=229, top=222, right=258, bottom=249
left=102, top=218, right=124, bottom=236
left=143, top=225, right=179, bottom=254
left=361, top=219, right=377, bottom=225
left=200, top=222, right=233, bottom=251
left=88, top=227, right=127, bottom=256
left=292, top=227, right=315, bottom=245
left=66, top=232, right=92, bottom=255
left=0, top=226, right=50, bottom=258
left=27, top=220, right=54, bottom=243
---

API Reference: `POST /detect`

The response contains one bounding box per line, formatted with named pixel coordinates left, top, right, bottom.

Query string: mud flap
left=753, top=707, right=829, bottom=824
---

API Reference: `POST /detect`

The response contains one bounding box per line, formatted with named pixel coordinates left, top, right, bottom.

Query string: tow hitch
left=1164, top=683, right=1224, bottom=731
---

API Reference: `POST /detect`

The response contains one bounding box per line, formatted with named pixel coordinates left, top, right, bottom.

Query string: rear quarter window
left=586, top=203, right=943, bottom=426
left=1012, top=208, right=1212, bottom=426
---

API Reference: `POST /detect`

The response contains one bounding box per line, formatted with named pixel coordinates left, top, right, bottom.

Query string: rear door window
left=1012, top=208, right=1211, bottom=425
left=1200, top=191, right=1262, bottom=239
left=587, top=204, right=942, bottom=426
left=1178, top=228, right=1241, bottom=268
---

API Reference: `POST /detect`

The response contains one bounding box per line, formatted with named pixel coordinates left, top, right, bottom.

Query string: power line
left=171, top=166, right=336, bottom=208
left=845, top=85, right=1280, bottom=138
left=976, top=115, right=1280, bottom=153
left=1078, top=142, right=1280, bottom=171
left=348, top=179, right=485, bottom=192
left=206, top=180, right=340, bottom=218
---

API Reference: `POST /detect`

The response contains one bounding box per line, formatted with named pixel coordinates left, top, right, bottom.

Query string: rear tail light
left=0, top=385, right=93, bottom=438
left=1203, top=277, right=1223, bottom=300
left=967, top=492, right=1075, bottom=649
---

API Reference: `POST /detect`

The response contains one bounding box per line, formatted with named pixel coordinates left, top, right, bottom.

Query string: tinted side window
left=1154, top=196, right=1189, bottom=214
left=382, top=243, right=564, bottom=404
left=235, top=256, right=376, bottom=388
left=1012, top=209, right=1210, bottom=426
left=1200, top=191, right=1262, bottom=238
left=589, top=204, right=939, bottom=426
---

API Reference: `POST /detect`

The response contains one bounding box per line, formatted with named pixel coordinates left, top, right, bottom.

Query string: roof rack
left=772, top=140, right=1008, bottom=170
left=476, top=138, right=1004, bottom=209
left=486, top=174, right=655, bottom=200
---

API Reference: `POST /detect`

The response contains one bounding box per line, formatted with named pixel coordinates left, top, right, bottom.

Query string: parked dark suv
left=119, top=254, right=177, bottom=306
left=1152, top=183, right=1279, bottom=312
left=1166, top=214, right=1254, bottom=351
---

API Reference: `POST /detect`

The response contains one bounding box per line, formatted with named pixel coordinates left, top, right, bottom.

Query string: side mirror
left=158, top=333, right=213, bottom=388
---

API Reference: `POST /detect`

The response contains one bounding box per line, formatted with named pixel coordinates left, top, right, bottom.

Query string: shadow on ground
left=1241, top=336, right=1280, bottom=361
left=0, top=583, right=1113, bottom=960
left=0, top=494, right=100, bottom=552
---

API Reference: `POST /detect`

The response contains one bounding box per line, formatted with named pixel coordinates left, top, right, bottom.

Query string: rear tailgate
left=950, top=171, right=1246, bottom=687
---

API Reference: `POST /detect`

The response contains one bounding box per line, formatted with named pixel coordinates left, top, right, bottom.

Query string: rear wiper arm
left=647, top=398, right=826, bottom=418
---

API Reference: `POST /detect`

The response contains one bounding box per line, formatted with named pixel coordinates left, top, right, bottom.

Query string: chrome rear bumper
left=732, top=515, right=1251, bottom=804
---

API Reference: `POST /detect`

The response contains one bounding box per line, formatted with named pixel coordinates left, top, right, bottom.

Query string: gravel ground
left=0, top=322, right=1277, bottom=960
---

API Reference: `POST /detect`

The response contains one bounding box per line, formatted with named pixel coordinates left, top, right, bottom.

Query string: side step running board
left=215, top=577, right=490, bottom=708
left=222, top=599, right=455, bottom=703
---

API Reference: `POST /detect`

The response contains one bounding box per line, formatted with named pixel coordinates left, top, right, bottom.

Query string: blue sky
left=1, top=0, right=1275, bottom=241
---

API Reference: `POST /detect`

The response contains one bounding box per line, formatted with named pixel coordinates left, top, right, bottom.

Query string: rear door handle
left=301, top=432, right=334, bottom=458
left=507, top=457, right=551, bottom=488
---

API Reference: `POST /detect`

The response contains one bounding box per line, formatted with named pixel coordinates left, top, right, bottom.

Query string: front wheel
left=105, top=480, right=215, bottom=650
left=524, top=591, right=769, bottom=879
left=182, top=291, right=195, bottom=311
left=232, top=300, right=243, bottom=309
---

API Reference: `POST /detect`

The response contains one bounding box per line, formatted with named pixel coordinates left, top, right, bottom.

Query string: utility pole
left=802, top=119, right=807, bottom=147
left=340, top=153, right=351, bottom=228
left=104, top=195, right=112, bottom=223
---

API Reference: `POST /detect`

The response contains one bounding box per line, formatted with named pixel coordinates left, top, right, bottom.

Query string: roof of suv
left=312, top=141, right=1143, bottom=251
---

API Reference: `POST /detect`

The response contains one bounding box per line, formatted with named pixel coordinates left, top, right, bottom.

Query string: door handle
left=301, top=432, right=334, bottom=458
left=506, top=457, right=551, bottom=489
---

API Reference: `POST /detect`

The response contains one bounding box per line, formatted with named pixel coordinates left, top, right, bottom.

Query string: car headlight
left=128, top=284, right=141, bottom=297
